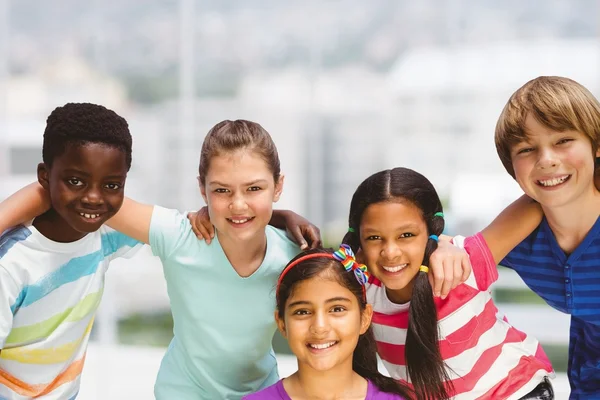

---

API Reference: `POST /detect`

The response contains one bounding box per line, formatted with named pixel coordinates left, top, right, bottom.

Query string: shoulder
left=266, top=226, right=301, bottom=258
left=366, top=380, right=406, bottom=399
left=242, top=380, right=286, bottom=399
left=0, top=225, right=34, bottom=260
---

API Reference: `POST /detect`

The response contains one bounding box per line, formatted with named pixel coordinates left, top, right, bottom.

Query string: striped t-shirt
left=501, top=217, right=600, bottom=398
left=0, top=224, right=141, bottom=399
left=368, top=234, right=554, bottom=400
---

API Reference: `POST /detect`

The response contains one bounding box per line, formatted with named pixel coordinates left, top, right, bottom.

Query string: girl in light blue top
left=107, top=120, right=301, bottom=399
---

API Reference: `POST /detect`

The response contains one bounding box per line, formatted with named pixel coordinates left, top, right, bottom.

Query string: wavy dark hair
left=342, top=168, right=453, bottom=400
left=276, top=248, right=413, bottom=398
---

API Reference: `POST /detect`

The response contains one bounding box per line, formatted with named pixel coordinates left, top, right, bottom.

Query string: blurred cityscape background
left=2, top=0, right=597, bottom=398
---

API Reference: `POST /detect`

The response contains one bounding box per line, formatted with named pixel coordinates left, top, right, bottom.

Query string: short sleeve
left=0, top=265, right=20, bottom=348
left=101, top=227, right=144, bottom=262
left=149, top=206, right=194, bottom=260
left=461, top=233, right=499, bottom=291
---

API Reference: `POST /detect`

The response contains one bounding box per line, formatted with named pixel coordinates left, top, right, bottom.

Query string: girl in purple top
left=243, top=247, right=410, bottom=400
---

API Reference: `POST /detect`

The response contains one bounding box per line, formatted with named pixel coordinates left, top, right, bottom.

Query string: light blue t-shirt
left=149, top=206, right=301, bottom=400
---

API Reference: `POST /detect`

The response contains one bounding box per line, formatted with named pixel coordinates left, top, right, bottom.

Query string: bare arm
left=481, top=195, right=542, bottom=264
left=0, top=182, right=51, bottom=232
left=105, top=197, right=154, bottom=244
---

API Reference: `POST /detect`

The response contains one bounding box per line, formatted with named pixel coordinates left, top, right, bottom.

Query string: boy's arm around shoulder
left=0, top=182, right=51, bottom=233
left=106, top=197, right=154, bottom=245
left=481, top=195, right=542, bottom=264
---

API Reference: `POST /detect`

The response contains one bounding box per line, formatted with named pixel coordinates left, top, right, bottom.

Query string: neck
left=33, top=209, right=86, bottom=243
left=285, top=360, right=367, bottom=400
left=542, top=187, right=600, bottom=253
left=218, top=230, right=267, bottom=277
left=386, top=280, right=414, bottom=305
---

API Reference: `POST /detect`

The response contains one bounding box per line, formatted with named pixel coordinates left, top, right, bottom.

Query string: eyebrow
left=63, top=169, right=126, bottom=180
left=362, top=223, right=420, bottom=232
left=287, top=296, right=352, bottom=308
left=208, top=179, right=269, bottom=187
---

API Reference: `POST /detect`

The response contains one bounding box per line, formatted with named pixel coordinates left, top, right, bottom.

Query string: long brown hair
left=342, top=168, right=453, bottom=400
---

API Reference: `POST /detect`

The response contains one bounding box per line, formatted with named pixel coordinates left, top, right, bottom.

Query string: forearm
left=0, top=182, right=51, bottom=232
left=105, top=197, right=153, bottom=244
left=481, top=195, right=542, bottom=264
left=269, top=209, right=291, bottom=230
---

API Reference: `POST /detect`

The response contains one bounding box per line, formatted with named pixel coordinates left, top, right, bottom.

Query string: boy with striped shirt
left=493, top=76, right=600, bottom=399
left=0, top=103, right=142, bottom=399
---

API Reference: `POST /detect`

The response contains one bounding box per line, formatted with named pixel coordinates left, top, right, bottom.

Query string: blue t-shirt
left=149, top=206, right=301, bottom=400
left=502, top=216, right=600, bottom=398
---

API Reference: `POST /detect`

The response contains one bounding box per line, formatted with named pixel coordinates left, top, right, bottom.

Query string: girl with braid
left=343, top=167, right=555, bottom=400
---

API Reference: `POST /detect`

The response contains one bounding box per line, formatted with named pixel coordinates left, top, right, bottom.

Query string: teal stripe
left=10, top=231, right=140, bottom=313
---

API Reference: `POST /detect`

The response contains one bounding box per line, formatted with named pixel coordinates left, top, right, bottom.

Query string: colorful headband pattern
left=276, top=245, right=370, bottom=301
left=332, top=244, right=370, bottom=286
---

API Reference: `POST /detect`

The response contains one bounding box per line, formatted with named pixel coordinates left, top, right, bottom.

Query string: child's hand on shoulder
left=187, top=207, right=215, bottom=244
left=428, top=237, right=472, bottom=300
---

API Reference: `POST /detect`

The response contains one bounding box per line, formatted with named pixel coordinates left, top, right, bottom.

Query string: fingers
left=307, top=227, right=322, bottom=249
left=461, top=255, right=472, bottom=283
left=290, top=227, right=309, bottom=250
left=187, top=212, right=202, bottom=238
left=439, top=259, right=454, bottom=300
left=430, top=256, right=444, bottom=299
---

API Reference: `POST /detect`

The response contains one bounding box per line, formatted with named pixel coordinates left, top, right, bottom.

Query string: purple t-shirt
left=242, top=379, right=405, bottom=399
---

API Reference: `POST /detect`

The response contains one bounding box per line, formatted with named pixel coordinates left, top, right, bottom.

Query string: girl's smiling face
left=277, top=270, right=372, bottom=373
left=359, top=201, right=429, bottom=304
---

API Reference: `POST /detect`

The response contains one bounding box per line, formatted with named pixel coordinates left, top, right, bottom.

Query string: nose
left=229, top=192, right=248, bottom=212
left=309, top=311, right=330, bottom=336
left=380, top=241, right=402, bottom=261
left=82, top=186, right=104, bottom=206
left=537, top=147, right=559, bottom=170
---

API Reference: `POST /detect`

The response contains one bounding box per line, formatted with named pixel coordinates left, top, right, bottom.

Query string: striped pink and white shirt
left=367, top=233, right=554, bottom=400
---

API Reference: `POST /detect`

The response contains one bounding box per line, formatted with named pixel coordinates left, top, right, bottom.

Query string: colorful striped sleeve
left=0, top=265, right=20, bottom=348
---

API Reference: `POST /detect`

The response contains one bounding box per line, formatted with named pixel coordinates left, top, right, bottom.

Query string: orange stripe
left=0, top=354, right=86, bottom=397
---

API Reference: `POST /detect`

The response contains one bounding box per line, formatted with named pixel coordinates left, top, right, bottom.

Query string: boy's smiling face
left=511, top=114, right=600, bottom=209
left=38, top=142, right=128, bottom=241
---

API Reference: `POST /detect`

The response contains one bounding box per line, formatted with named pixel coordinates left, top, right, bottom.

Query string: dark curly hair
left=42, top=103, right=132, bottom=170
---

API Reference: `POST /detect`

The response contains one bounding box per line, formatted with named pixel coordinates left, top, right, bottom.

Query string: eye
left=214, top=188, right=229, bottom=194
left=247, top=186, right=262, bottom=192
left=516, top=147, right=534, bottom=155
left=67, top=178, right=84, bottom=186
left=104, top=183, right=122, bottom=190
left=399, top=232, right=414, bottom=238
left=365, top=235, right=381, bottom=241
left=331, top=306, right=346, bottom=313
left=556, top=138, right=573, bottom=145
left=292, top=309, right=310, bottom=316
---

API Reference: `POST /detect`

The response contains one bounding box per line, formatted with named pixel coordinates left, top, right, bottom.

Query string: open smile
left=536, top=174, right=571, bottom=188
left=306, top=340, right=338, bottom=353
left=226, top=216, right=255, bottom=226
left=77, top=211, right=106, bottom=223
left=381, top=263, right=409, bottom=274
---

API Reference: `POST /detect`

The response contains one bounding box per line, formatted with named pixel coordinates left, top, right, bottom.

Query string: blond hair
left=495, top=76, right=600, bottom=177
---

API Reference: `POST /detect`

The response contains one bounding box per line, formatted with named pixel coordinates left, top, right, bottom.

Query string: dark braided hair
left=276, top=249, right=414, bottom=398
left=42, top=103, right=132, bottom=170
left=342, top=168, right=453, bottom=400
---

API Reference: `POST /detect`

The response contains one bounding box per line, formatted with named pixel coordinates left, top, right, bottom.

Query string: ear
left=198, top=177, right=208, bottom=204
left=360, top=303, right=373, bottom=335
left=275, top=310, right=287, bottom=338
left=273, top=174, right=284, bottom=203
left=37, top=163, right=50, bottom=190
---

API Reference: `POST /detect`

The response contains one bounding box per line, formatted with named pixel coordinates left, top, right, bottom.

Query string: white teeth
left=80, top=213, right=100, bottom=219
left=538, top=175, right=569, bottom=187
left=230, top=218, right=249, bottom=224
left=382, top=264, right=407, bottom=273
left=309, top=341, right=336, bottom=349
